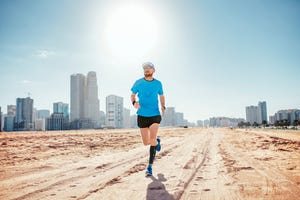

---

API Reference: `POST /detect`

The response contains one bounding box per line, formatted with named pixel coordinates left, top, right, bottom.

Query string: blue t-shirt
left=131, top=78, right=164, bottom=117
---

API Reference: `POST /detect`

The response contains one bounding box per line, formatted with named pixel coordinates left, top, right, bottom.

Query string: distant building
left=246, top=105, right=258, bottom=125
left=84, top=71, right=100, bottom=127
left=37, top=110, right=50, bottom=119
left=53, top=102, right=69, bottom=119
left=4, top=115, right=14, bottom=131
left=209, top=117, right=244, bottom=127
left=275, top=110, right=289, bottom=121
left=32, top=108, right=38, bottom=128
left=15, top=97, right=34, bottom=131
left=35, top=110, right=50, bottom=131
left=106, top=95, right=123, bottom=128
left=4, top=105, right=16, bottom=132
left=175, top=112, right=185, bottom=126
left=197, top=120, right=203, bottom=127
left=271, top=109, right=300, bottom=125
left=130, top=114, right=137, bottom=128
left=7, top=105, right=16, bottom=116
left=203, top=119, right=210, bottom=127
left=0, top=106, right=2, bottom=132
left=123, top=108, right=131, bottom=128
left=257, top=101, right=267, bottom=124
left=269, top=115, right=276, bottom=125
left=99, top=111, right=106, bottom=127
left=70, top=73, right=86, bottom=122
left=35, top=119, right=45, bottom=131
left=162, top=107, right=176, bottom=127
left=70, top=72, right=100, bottom=129
left=46, top=113, right=68, bottom=130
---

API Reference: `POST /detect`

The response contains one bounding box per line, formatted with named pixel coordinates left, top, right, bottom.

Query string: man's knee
left=150, top=138, right=156, bottom=146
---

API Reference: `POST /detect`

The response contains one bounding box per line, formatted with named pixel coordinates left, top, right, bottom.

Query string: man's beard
left=144, top=73, right=153, bottom=78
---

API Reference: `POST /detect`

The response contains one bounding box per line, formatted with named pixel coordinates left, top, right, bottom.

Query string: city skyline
left=0, top=1, right=299, bottom=122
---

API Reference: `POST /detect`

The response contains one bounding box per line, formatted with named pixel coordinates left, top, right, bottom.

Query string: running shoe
left=145, top=166, right=152, bottom=176
left=155, top=137, right=161, bottom=152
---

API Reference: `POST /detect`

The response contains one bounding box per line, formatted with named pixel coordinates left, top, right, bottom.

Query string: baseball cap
left=142, top=62, right=155, bottom=69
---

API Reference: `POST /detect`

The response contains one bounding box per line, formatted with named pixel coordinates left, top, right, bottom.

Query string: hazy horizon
left=1, top=0, right=299, bottom=122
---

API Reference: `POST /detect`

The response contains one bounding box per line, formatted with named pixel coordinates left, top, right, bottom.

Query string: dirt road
left=0, top=128, right=299, bottom=199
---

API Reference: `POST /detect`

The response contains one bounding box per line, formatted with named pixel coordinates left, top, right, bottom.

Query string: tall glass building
left=258, top=101, right=267, bottom=124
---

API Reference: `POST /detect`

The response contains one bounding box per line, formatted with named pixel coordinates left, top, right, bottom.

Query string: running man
left=131, top=62, right=166, bottom=176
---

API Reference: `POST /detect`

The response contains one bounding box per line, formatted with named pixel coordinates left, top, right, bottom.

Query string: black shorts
left=137, top=115, right=162, bottom=128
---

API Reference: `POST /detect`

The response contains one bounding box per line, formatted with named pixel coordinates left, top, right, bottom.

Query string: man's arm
left=160, top=95, right=166, bottom=116
left=131, top=93, right=140, bottom=109
left=131, top=93, right=136, bottom=103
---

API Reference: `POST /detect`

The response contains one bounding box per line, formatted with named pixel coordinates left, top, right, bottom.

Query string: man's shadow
left=146, top=173, right=174, bottom=200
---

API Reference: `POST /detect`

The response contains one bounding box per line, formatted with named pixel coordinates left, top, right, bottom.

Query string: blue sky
left=0, top=0, right=299, bottom=122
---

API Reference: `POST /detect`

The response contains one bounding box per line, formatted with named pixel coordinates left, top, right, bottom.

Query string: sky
left=0, top=0, right=299, bottom=123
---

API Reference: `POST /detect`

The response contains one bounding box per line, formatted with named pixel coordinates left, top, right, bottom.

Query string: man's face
left=144, top=68, right=155, bottom=77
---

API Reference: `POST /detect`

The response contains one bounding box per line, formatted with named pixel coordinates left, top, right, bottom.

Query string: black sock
left=149, top=145, right=156, bottom=165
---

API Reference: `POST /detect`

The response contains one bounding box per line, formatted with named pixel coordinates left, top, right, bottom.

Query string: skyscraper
left=53, top=102, right=69, bottom=119
left=4, top=105, right=16, bottom=132
left=15, top=97, right=33, bottom=131
left=70, top=72, right=100, bottom=129
left=246, top=105, right=258, bottom=125
left=0, top=106, right=2, bottom=132
left=70, top=73, right=85, bottom=122
left=7, top=105, right=16, bottom=116
left=106, top=95, right=123, bottom=128
left=84, top=71, right=100, bottom=126
left=4, top=116, right=14, bottom=132
left=257, top=101, right=267, bottom=124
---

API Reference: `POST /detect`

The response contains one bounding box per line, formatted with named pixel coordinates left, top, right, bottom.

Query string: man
left=131, top=62, right=166, bottom=176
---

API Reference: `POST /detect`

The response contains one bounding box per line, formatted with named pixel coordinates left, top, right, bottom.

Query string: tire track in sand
left=8, top=138, right=182, bottom=200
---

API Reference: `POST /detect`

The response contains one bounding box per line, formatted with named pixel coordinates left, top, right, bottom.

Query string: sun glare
left=104, top=4, right=158, bottom=60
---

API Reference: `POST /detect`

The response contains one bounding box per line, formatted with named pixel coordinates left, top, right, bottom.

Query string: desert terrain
left=0, top=127, right=300, bottom=200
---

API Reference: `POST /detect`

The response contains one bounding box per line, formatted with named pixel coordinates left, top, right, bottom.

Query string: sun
left=103, top=4, right=158, bottom=60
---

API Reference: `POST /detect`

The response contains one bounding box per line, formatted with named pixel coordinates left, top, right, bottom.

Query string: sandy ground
left=0, top=127, right=300, bottom=200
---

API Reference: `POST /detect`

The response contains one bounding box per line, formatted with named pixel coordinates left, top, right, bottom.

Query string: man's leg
left=149, top=123, right=159, bottom=146
left=147, top=123, right=160, bottom=174
left=140, top=128, right=150, bottom=145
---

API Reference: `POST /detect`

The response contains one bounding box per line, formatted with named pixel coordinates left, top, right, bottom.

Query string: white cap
left=142, top=62, right=155, bottom=69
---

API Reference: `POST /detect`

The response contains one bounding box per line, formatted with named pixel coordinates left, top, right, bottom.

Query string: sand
left=0, top=127, right=300, bottom=200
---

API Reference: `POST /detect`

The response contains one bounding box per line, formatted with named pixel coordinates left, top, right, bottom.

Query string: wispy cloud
left=34, top=49, right=55, bottom=58
left=21, top=80, right=33, bottom=84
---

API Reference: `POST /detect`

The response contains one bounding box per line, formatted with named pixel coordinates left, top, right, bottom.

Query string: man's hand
left=134, top=101, right=140, bottom=109
left=161, top=107, right=165, bottom=116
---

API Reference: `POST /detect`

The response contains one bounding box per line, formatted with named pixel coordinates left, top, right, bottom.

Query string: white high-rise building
left=70, top=73, right=85, bottom=122
left=70, top=72, right=100, bottom=129
left=175, top=112, right=185, bottom=126
left=123, top=108, right=131, bottom=128
left=246, top=105, right=258, bottom=125
left=84, top=71, right=100, bottom=126
left=106, top=95, right=123, bottom=128
left=35, top=109, right=50, bottom=131
left=130, top=115, right=137, bottom=128
left=162, top=107, right=176, bottom=127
